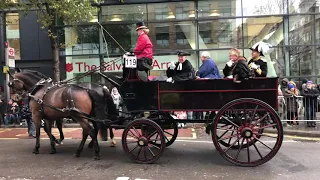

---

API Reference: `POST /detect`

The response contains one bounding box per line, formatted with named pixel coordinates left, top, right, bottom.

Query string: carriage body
left=120, top=77, right=278, bottom=113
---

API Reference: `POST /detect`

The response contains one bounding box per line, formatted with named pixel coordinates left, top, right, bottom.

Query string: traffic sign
left=8, top=48, right=15, bottom=57
left=9, top=59, right=15, bottom=68
left=3, top=66, right=9, bottom=74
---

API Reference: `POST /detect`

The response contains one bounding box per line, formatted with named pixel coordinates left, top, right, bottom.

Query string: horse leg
left=32, top=116, right=42, bottom=154
left=44, top=120, right=56, bottom=154
left=74, top=118, right=90, bottom=158
left=91, top=121, right=100, bottom=160
left=55, top=119, right=64, bottom=145
left=42, top=120, right=61, bottom=146
left=109, top=127, right=116, bottom=147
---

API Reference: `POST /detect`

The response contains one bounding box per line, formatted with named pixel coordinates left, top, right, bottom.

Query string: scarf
left=177, top=63, right=183, bottom=70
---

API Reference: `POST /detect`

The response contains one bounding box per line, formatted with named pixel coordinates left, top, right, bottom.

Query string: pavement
left=0, top=137, right=320, bottom=180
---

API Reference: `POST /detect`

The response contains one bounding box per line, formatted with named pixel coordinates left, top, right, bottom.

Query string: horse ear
left=15, top=68, right=22, bottom=73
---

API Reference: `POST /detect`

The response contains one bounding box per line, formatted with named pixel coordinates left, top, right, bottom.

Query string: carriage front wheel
left=212, top=98, right=283, bottom=167
left=122, top=118, right=165, bottom=164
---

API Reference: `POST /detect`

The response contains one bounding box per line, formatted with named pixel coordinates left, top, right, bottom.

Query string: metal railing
left=278, top=95, right=320, bottom=123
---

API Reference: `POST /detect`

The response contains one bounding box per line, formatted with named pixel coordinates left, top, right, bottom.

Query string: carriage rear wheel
left=150, top=122, right=178, bottom=147
left=122, top=119, right=165, bottom=164
left=212, top=98, right=283, bottom=167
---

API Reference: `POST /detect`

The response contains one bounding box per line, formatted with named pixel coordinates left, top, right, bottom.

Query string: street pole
left=4, top=41, right=10, bottom=103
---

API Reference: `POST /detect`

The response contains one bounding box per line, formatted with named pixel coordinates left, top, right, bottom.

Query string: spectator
left=0, top=88, right=5, bottom=128
left=4, top=99, right=20, bottom=127
left=301, top=81, right=319, bottom=127
left=20, top=97, right=35, bottom=137
left=283, top=82, right=299, bottom=126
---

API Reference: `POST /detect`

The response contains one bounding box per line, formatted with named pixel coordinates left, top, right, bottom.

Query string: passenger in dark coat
left=223, top=48, right=251, bottom=82
left=166, top=51, right=196, bottom=83
left=247, top=41, right=272, bottom=77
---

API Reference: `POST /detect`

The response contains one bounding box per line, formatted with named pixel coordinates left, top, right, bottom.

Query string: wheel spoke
left=216, top=127, right=238, bottom=131
left=223, top=136, right=241, bottom=153
left=257, top=123, right=277, bottom=130
left=255, top=133, right=277, bottom=138
left=218, top=125, right=234, bottom=139
left=164, top=130, right=174, bottom=137
left=126, top=140, right=138, bottom=144
left=252, top=113, right=269, bottom=126
left=129, top=144, right=139, bottom=153
left=164, top=135, right=170, bottom=142
left=235, top=138, right=245, bottom=160
left=254, top=137, right=273, bottom=150
left=221, top=115, right=240, bottom=128
left=128, top=130, right=139, bottom=139
left=148, top=143, right=161, bottom=150
left=219, top=133, right=238, bottom=141
left=137, top=146, right=142, bottom=158
left=227, top=126, right=236, bottom=145
left=147, top=130, right=157, bottom=139
left=132, top=126, right=141, bottom=137
left=144, top=147, right=147, bottom=161
left=147, top=147, right=156, bottom=157
left=149, top=138, right=162, bottom=142
left=246, top=139, right=250, bottom=162
left=251, top=105, right=258, bottom=122
left=252, top=141, right=263, bottom=159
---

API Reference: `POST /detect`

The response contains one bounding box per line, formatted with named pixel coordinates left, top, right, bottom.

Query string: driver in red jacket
left=123, top=21, right=153, bottom=81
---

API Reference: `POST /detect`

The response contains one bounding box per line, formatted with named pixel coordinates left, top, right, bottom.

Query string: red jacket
left=134, top=33, right=153, bottom=59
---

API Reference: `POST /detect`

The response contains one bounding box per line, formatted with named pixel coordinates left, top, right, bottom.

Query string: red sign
left=8, top=48, right=15, bottom=57
left=66, top=63, right=73, bottom=72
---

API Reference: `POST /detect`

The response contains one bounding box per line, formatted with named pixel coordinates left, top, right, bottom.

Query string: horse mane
left=21, top=70, right=49, bottom=79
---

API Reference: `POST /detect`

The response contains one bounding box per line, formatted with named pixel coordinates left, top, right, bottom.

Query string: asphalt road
left=0, top=137, right=319, bottom=180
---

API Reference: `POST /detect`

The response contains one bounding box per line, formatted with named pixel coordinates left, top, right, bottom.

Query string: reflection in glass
left=101, top=4, right=146, bottom=22
left=198, top=19, right=242, bottom=49
left=147, top=2, right=195, bottom=21
left=289, top=15, right=316, bottom=45
left=288, top=0, right=320, bottom=13
left=148, top=22, right=196, bottom=54
left=242, top=0, right=283, bottom=16
left=242, top=16, right=283, bottom=48
left=6, top=13, right=21, bottom=60
left=289, top=45, right=313, bottom=76
left=102, top=24, right=136, bottom=56
left=59, top=26, right=100, bottom=56
left=198, top=0, right=242, bottom=17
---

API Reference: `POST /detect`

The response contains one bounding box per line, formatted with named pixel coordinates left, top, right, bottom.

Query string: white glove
left=226, top=60, right=234, bottom=67
left=168, top=61, right=176, bottom=70
left=250, top=63, right=258, bottom=69
left=125, top=52, right=131, bottom=55
left=166, top=77, right=174, bottom=83
left=226, top=75, right=233, bottom=79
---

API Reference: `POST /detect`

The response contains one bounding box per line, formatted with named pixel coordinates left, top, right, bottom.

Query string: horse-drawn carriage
left=8, top=53, right=283, bottom=167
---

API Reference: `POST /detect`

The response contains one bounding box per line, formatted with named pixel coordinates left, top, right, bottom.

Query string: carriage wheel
left=212, top=98, right=283, bottom=167
left=150, top=123, right=178, bottom=147
left=122, top=119, right=165, bottom=164
left=218, top=113, right=264, bottom=149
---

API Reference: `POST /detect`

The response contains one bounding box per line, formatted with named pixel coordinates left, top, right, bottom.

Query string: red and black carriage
left=104, top=53, right=283, bottom=167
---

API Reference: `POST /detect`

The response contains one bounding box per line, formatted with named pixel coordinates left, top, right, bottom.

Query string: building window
left=176, top=24, right=190, bottom=45
left=6, top=13, right=21, bottom=60
left=155, top=26, right=169, bottom=47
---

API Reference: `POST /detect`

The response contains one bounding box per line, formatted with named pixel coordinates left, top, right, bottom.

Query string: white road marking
left=116, top=178, right=151, bottom=180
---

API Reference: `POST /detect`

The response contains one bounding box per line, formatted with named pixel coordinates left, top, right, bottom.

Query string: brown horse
left=8, top=71, right=102, bottom=160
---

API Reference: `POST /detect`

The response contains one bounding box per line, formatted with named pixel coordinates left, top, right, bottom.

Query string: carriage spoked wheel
left=122, top=119, right=165, bottom=164
left=149, top=123, right=178, bottom=147
left=217, top=113, right=264, bottom=149
left=212, top=98, right=283, bottom=167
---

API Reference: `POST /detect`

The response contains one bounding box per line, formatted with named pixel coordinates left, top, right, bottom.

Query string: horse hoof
left=73, top=153, right=80, bottom=158
left=32, top=150, right=39, bottom=154
left=88, top=143, right=94, bottom=149
left=110, top=140, right=116, bottom=147
left=49, top=150, right=56, bottom=154
left=94, top=156, right=100, bottom=160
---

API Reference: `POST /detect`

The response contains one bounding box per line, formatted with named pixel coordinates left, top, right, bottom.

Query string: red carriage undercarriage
left=101, top=54, right=283, bottom=167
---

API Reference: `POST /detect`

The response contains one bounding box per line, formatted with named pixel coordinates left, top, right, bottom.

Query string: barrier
left=278, top=95, right=320, bottom=123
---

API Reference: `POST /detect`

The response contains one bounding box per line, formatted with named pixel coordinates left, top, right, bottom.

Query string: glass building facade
left=56, top=0, right=320, bottom=84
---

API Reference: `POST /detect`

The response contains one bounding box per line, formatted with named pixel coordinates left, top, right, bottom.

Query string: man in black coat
left=247, top=41, right=272, bottom=77
left=166, top=51, right=196, bottom=83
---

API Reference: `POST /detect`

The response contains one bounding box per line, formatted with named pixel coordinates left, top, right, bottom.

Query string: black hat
left=177, top=51, right=191, bottom=56
left=249, top=41, right=272, bottom=57
left=136, top=21, right=148, bottom=31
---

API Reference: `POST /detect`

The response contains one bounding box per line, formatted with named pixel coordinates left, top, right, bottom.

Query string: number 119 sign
left=123, top=54, right=137, bottom=69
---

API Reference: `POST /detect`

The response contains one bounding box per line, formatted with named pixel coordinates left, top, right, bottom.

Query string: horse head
left=8, top=70, right=47, bottom=94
